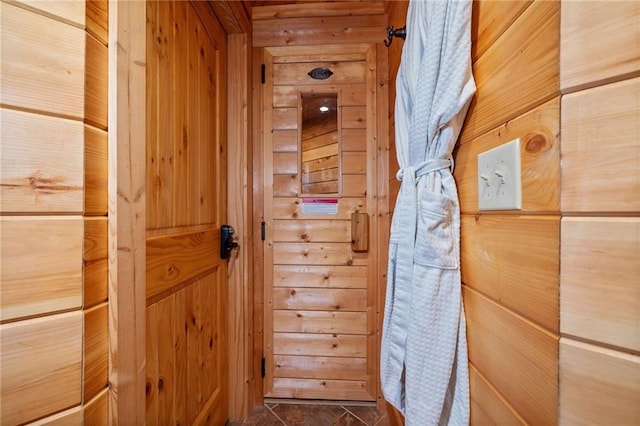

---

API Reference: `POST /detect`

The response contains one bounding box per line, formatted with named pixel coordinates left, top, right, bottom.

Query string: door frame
left=108, top=1, right=254, bottom=422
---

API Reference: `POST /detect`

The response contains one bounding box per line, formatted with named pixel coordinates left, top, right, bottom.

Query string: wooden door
left=145, top=1, right=228, bottom=424
left=262, top=44, right=380, bottom=401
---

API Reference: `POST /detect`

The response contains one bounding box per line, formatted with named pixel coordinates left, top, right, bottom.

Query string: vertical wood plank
left=86, top=0, right=108, bottom=44
left=85, top=32, right=108, bottom=130
left=146, top=303, right=159, bottom=426
left=84, top=125, right=109, bottom=215
left=84, top=216, right=108, bottom=308
left=108, top=0, right=146, bottom=423
left=84, top=388, right=109, bottom=426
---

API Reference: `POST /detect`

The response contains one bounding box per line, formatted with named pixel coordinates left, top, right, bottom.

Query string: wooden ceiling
left=242, top=0, right=388, bottom=18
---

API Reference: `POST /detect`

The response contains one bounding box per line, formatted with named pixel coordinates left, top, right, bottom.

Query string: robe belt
left=385, top=158, right=452, bottom=378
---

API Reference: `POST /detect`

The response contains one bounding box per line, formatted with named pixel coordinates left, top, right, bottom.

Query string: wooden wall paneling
left=174, top=287, right=188, bottom=425
left=1, top=2, right=84, bottom=118
left=274, top=333, right=366, bottom=358
left=273, top=107, right=298, bottom=130
left=1, top=216, right=83, bottom=321
left=0, top=108, right=83, bottom=213
left=85, top=32, right=108, bottom=130
left=471, top=0, right=532, bottom=61
left=274, top=265, right=367, bottom=288
left=461, top=214, right=559, bottom=332
left=270, top=378, right=370, bottom=401
left=27, top=406, right=83, bottom=426
left=252, top=14, right=387, bottom=47
left=0, top=312, right=83, bottom=425
left=84, top=216, right=108, bottom=307
left=206, top=0, right=251, bottom=34
left=186, top=6, right=200, bottom=226
left=108, top=0, right=147, bottom=422
left=455, top=97, right=560, bottom=213
left=157, top=294, right=177, bottom=422
left=343, top=152, right=367, bottom=174
left=464, top=287, right=558, bottom=425
left=561, top=77, right=640, bottom=213
left=460, top=0, right=559, bottom=142
left=469, top=365, right=525, bottom=426
left=251, top=2, right=385, bottom=21
left=173, top=0, right=190, bottom=228
left=273, top=355, right=367, bottom=380
left=274, top=310, right=367, bottom=334
left=273, top=219, right=350, bottom=242
left=146, top=302, right=160, bottom=425
left=84, top=125, right=108, bottom=215
left=561, top=217, right=640, bottom=351
left=83, top=388, right=109, bottom=426
left=274, top=61, right=366, bottom=85
left=146, top=228, right=219, bottom=301
left=273, top=197, right=366, bottom=220
left=342, top=128, right=367, bottom=152
left=86, top=0, right=108, bottom=45
left=560, top=1, right=640, bottom=93
left=274, top=130, right=297, bottom=152
left=7, top=0, right=85, bottom=27
left=273, top=83, right=366, bottom=107
left=146, top=0, right=160, bottom=230
left=84, top=303, right=109, bottom=401
left=343, top=175, right=367, bottom=197
left=559, top=338, right=640, bottom=426
left=342, top=106, right=367, bottom=128
left=273, top=242, right=356, bottom=266
left=273, top=288, right=367, bottom=311
left=155, top=0, right=175, bottom=228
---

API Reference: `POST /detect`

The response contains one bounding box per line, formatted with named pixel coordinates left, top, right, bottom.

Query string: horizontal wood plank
left=273, top=219, right=350, bottom=243
left=342, top=152, right=366, bottom=175
left=0, top=311, right=83, bottom=425
left=253, top=15, right=386, bottom=47
left=28, top=405, right=83, bottom=426
left=343, top=175, right=367, bottom=197
left=273, top=84, right=366, bottom=107
left=273, top=197, right=366, bottom=220
left=84, top=303, right=108, bottom=401
left=273, top=265, right=367, bottom=288
left=470, top=364, right=525, bottom=426
left=269, top=378, right=371, bottom=401
left=342, top=128, right=367, bottom=151
left=455, top=98, right=560, bottom=213
left=561, top=77, right=640, bottom=213
left=274, top=61, right=365, bottom=86
left=1, top=216, right=82, bottom=321
left=146, top=228, right=219, bottom=301
left=85, top=33, right=108, bottom=130
left=273, top=152, right=297, bottom=174
left=560, top=1, right=640, bottom=93
left=252, top=3, right=385, bottom=20
left=83, top=388, right=108, bottom=426
left=7, top=0, right=85, bottom=27
left=273, top=242, right=357, bottom=266
left=559, top=338, right=640, bottom=426
left=342, top=106, right=366, bottom=128
left=561, top=217, right=640, bottom=351
left=273, top=288, right=367, bottom=311
left=464, top=287, right=558, bottom=425
left=273, top=355, right=367, bottom=380
left=273, top=174, right=298, bottom=197
left=273, top=107, right=297, bottom=130
left=1, top=108, right=83, bottom=213
left=471, top=0, right=532, bottom=61
left=274, top=310, right=367, bottom=334
left=461, top=0, right=559, bottom=142
left=273, top=333, right=366, bottom=357
left=1, top=2, right=85, bottom=118
left=461, top=214, right=559, bottom=332
left=84, top=125, right=108, bottom=215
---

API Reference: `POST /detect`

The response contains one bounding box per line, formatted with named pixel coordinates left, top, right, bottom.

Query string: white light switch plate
left=477, top=139, right=522, bottom=210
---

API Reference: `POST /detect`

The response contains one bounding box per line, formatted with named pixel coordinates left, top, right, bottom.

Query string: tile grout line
left=341, top=406, right=369, bottom=425
left=266, top=404, right=287, bottom=425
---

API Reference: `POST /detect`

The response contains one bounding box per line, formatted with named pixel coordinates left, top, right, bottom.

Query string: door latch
left=221, top=225, right=238, bottom=259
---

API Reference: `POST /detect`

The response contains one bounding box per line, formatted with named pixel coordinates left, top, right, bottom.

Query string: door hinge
left=261, top=221, right=266, bottom=241
left=261, top=64, right=266, bottom=84
left=261, top=356, right=266, bottom=378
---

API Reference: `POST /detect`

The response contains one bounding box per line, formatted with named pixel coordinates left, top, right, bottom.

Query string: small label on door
left=302, top=198, right=338, bottom=215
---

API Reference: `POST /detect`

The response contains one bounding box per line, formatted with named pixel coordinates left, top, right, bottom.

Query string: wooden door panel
left=263, top=44, right=379, bottom=401
left=146, top=1, right=227, bottom=423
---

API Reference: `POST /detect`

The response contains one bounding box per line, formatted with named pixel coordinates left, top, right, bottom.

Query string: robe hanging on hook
left=384, top=25, right=407, bottom=47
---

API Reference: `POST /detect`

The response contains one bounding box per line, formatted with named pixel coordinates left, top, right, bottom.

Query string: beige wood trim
left=108, top=1, right=146, bottom=423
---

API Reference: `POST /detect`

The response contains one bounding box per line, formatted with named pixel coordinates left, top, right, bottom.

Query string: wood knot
left=290, top=289, right=296, bottom=296
left=475, top=213, right=481, bottom=222
left=301, top=233, right=309, bottom=241
left=525, top=133, right=547, bottom=154
left=158, top=378, right=164, bottom=390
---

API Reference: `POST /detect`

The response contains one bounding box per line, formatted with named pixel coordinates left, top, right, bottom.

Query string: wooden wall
left=559, top=2, right=640, bottom=424
left=455, top=1, right=560, bottom=424
left=0, top=0, right=109, bottom=423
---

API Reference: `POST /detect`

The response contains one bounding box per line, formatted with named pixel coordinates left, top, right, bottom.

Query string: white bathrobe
left=380, top=1, right=476, bottom=425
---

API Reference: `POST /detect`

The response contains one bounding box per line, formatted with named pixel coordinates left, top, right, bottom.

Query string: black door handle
left=221, top=225, right=239, bottom=259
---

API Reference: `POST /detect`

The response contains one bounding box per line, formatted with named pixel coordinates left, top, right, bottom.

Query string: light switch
left=477, top=139, right=522, bottom=210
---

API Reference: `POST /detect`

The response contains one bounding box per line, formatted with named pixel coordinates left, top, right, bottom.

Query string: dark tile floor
left=230, top=401, right=390, bottom=426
